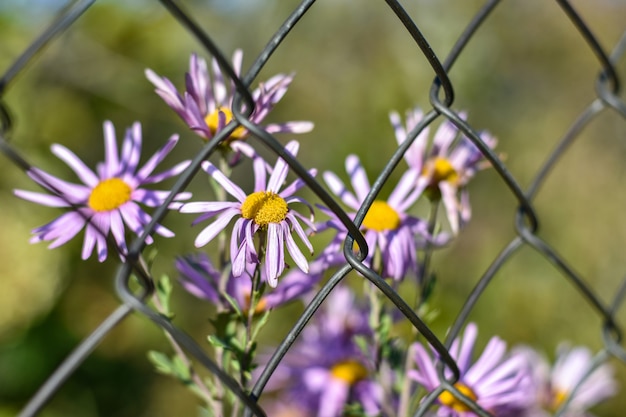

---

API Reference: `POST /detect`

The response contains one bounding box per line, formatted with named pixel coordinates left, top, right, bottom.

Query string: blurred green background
left=1, top=0, right=626, bottom=416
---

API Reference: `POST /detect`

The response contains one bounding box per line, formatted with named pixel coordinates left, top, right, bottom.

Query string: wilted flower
left=320, top=154, right=440, bottom=281
left=390, top=108, right=497, bottom=234
left=265, top=286, right=383, bottom=417
left=515, top=344, right=617, bottom=417
left=179, top=140, right=315, bottom=287
left=14, top=121, right=190, bottom=261
left=409, top=323, right=533, bottom=416
left=259, top=401, right=313, bottom=417
left=176, top=252, right=322, bottom=313
left=146, top=51, right=313, bottom=143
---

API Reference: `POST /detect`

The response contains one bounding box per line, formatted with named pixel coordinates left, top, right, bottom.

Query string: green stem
left=397, top=344, right=416, bottom=417
left=151, top=292, right=218, bottom=412
left=417, top=200, right=440, bottom=307
left=242, top=262, right=263, bottom=388
left=365, top=250, right=400, bottom=415
left=367, top=247, right=384, bottom=366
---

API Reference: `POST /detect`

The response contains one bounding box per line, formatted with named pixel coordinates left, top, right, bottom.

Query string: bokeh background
left=1, top=0, right=626, bottom=416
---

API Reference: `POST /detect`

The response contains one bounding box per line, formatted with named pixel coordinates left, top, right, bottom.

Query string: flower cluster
left=261, top=294, right=617, bottom=417
left=12, top=47, right=619, bottom=417
left=264, top=286, right=383, bottom=417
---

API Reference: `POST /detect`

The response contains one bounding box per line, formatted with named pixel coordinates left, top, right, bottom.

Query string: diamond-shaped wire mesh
left=1, top=1, right=626, bottom=416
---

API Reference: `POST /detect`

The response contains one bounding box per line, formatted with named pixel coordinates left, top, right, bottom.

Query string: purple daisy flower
left=515, top=345, right=617, bottom=417
left=266, top=286, right=383, bottom=417
left=175, top=252, right=322, bottom=313
left=146, top=51, right=313, bottom=142
left=179, top=140, right=315, bottom=287
left=13, top=121, right=191, bottom=262
left=390, top=108, right=497, bottom=234
left=409, top=323, right=533, bottom=417
left=321, top=154, right=438, bottom=281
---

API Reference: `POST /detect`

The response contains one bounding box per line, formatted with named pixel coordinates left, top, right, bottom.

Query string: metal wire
left=0, top=0, right=624, bottom=416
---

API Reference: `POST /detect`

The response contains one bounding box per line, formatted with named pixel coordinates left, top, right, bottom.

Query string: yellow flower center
left=243, top=293, right=269, bottom=315
left=205, top=107, right=247, bottom=140
left=88, top=178, right=132, bottom=212
left=330, top=360, right=368, bottom=386
left=241, top=191, right=288, bottom=227
left=438, top=383, right=478, bottom=412
left=361, top=200, right=401, bottom=232
left=426, top=157, right=459, bottom=185
left=549, top=389, right=568, bottom=412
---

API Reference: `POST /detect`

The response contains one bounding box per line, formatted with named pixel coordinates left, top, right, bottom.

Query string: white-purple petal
left=231, top=238, right=249, bottom=277
left=264, top=121, right=314, bottom=135
left=135, top=134, right=179, bottom=182
left=409, top=343, right=439, bottom=389
left=244, top=220, right=259, bottom=264
left=323, top=171, right=360, bottom=210
left=51, top=144, right=99, bottom=186
left=287, top=213, right=315, bottom=253
left=318, top=378, right=350, bottom=417
left=102, top=120, right=121, bottom=178
left=32, top=210, right=86, bottom=242
left=265, top=222, right=281, bottom=287
left=253, top=153, right=267, bottom=192
left=145, top=69, right=183, bottom=105
left=108, top=208, right=128, bottom=253
left=202, top=161, right=247, bottom=202
left=284, top=225, right=309, bottom=274
left=267, top=140, right=299, bottom=193
left=81, top=224, right=98, bottom=260
left=465, top=338, right=507, bottom=385
left=14, top=189, right=72, bottom=208
left=194, top=209, right=240, bottom=247
left=345, top=154, right=371, bottom=204
left=180, top=201, right=238, bottom=214
left=211, top=55, right=227, bottom=106
left=388, top=168, right=420, bottom=212
left=439, top=181, right=460, bottom=234
left=456, top=323, right=478, bottom=373
left=279, top=169, right=316, bottom=199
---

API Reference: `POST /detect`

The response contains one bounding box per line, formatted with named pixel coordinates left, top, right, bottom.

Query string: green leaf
left=210, top=311, right=239, bottom=340
left=156, top=275, right=174, bottom=318
left=245, top=341, right=257, bottom=361
left=222, top=292, right=243, bottom=318
left=421, top=271, right=437, bottom=303
left=241, top=369, right=252, bottom=383
left=230, top=358, right=241, bottom=372
left=172, top=355, right=191, bottom=381
left=147, top=350, right=173, bottom=375
left=196, top=406, right=211, bottom=417
left=354, top=335, right=370, bottom=357
left=250, top=309, right=271, bottom=341
left=417, top=302, right=440, bottom=324
left=146, top=247, right=159, bottom=268
left=207, top=335, right=233, bottom=351
left=158, top=274, right=173, bottom=297
left=343, top=402, right=366, bottom=417
left=382, top=338, right=404, bottom=368
left=379, top=311, right=392, bottom=337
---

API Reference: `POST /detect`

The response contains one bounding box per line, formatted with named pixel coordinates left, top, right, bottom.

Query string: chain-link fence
left=1, top=0, right=626, bottom=416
